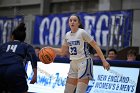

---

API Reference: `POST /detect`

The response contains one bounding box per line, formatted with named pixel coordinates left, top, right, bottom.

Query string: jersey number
left=6, top=45, right=17, bottom=52
left=70, top=47, right=77, bottom=55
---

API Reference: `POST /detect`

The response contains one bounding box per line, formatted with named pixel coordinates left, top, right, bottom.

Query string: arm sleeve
left=27, top=45, right=37, bottom=68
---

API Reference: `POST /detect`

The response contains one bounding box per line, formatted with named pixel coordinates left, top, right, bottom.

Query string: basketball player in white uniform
left=53, top=14, right=110, bottom=93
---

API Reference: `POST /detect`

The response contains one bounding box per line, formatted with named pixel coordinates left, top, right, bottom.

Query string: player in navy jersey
left=0, top=23, right=37, bottom=93
left=53, top=14, right=110, bottom=93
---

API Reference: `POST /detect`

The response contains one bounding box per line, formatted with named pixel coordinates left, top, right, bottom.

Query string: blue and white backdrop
left=0, top=16, right=23, bottom=44
left=0, top=10, right=133, bottom=47
left=33, top=10, right=133, bottom=47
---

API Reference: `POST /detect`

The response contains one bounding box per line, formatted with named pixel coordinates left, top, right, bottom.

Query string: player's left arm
left=27, top=45, right=38, bottom=84
left=81, top=30, right=110, bottom=70
left=30, top=67, right=37, bottom=84
left=89, top=40, right=110, bottom=71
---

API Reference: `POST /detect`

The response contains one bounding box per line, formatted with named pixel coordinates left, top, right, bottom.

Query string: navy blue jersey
left=0, top=40, right=37, bottom=68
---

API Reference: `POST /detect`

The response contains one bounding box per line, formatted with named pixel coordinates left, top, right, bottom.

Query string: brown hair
left=127, top=49, right=137, bottom=56
left=70, top=14, right=84, bottom=29
left=12, top=22, right=26, bottom=42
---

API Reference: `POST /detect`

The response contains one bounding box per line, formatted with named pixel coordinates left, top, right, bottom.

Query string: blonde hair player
left=53, top=14, right=110, bottom=93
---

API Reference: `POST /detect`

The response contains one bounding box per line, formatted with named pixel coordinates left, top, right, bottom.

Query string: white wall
left=122, top=0, right=140, bottom=53
left=122, top=0, right=140, bottom=9
left=132, top=10, right=140, bottom=46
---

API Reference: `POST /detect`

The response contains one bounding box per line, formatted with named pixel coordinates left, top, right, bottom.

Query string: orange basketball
left=39, top=47, right=56, bottom=64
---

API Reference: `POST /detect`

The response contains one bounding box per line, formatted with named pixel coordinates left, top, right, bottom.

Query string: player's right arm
left=53, top=43, right=69, bottom=57
left=53, top=34, right=69, bottom=57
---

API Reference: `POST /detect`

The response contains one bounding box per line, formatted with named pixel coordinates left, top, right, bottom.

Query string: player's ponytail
left=12, top=22, right=26, bottom=42
left=76, top=15, right=84, bottom=29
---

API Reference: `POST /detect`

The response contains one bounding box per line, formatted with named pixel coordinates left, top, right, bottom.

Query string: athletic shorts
left=68, top=57, right=93, bottom=80
left=0, top=63, right=28, bottom=93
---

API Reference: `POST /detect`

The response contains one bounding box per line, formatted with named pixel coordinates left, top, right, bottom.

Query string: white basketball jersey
left=64, top=28, right=93, bottom=60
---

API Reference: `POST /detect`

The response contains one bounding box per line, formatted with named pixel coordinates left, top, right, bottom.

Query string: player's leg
left=64, top=61, right=78, bottom=93
left=76, top=79, right=89, bottom=93
left=76, top=57, right=93, bottom=93
left=0, top=66, right=7, bottom=93
left=5, top=64, right=28, bottom=93
left=64, top=77, right=77, bottom=93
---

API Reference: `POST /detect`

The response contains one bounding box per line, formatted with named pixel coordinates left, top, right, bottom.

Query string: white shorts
left=68, top=57, right=93, bottom=80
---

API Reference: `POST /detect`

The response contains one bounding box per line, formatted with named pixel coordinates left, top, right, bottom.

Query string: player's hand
left=30, top=74, right=37, bottom=84
left=102, top=60, right=110, bottom=71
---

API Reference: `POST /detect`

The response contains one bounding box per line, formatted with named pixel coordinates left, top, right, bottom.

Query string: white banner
left=88, top=66, right=139, bottom=93
left=27, top=62, right=139, bottom=93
